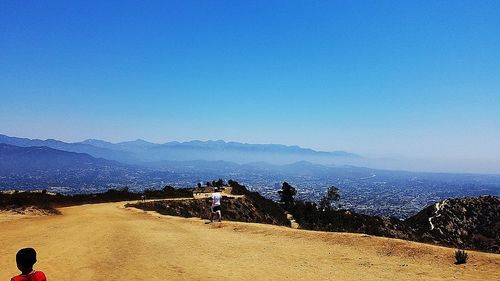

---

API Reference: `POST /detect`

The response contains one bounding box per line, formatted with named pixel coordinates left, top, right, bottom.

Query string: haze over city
left=1, top=1, right=499, bottom=173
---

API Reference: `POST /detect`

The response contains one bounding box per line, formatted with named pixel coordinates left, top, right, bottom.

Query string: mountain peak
left=81, top=138, right=112, bottom=144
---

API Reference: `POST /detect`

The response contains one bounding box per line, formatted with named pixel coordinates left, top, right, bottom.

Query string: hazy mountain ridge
left=1, top=142, right=499, bottom=189
left=0, top=134, right=137, bottom=163
left=6, top=134, right=499, bottom=174
left=0, top=143, right=149, bottom=191
left=0, top=143, right=373, bottom=184
left=156, top=141, right=359, bottom=164
left=0, top=134, right=360, bottom=165
left=0, top=143, right=119, bottom=172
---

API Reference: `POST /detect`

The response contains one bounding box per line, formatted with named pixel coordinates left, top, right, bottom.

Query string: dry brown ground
left=0, top=201, right=498, bottom=280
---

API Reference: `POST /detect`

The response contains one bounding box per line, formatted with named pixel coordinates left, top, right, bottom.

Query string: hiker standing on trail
left=210, top=187, right=222, bottom=223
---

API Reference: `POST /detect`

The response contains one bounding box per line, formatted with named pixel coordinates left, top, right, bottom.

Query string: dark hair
left=16, top=248, right=37, bottom=268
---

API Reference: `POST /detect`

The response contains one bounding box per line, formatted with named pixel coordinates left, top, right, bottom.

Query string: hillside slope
left=406, top=195, right=500, bottom=252
left=291, top=195, right=500, bottom=253
left=128, top=196, right=290, bottom=226
left=0, top=201, right=498, bottom=281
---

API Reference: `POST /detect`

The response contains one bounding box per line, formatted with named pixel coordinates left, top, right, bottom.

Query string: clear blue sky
left=1, top=1, right=499, bottom=171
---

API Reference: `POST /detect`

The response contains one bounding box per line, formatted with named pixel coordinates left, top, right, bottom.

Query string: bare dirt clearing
left=1, top=201, right=498, bottom=280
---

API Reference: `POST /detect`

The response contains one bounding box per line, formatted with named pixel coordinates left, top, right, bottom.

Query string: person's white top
left=212, top=192, right=222, bottom=206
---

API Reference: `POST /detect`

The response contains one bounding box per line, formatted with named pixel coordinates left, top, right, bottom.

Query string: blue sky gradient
left=1, top=1, right=499, bottom=172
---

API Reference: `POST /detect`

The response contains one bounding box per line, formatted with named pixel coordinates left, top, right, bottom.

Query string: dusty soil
left=0, top=201, right=498, bottom=280
left=0, top=206, right=59, bottom=223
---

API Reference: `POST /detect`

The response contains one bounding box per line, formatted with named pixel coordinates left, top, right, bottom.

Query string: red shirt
left=11, top=271, right=46, bottom=281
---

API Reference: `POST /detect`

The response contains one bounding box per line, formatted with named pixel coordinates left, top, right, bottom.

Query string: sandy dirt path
left=1, top=201, right=498, bottom=280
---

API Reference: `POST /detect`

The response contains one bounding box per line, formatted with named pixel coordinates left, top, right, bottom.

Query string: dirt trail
left=1, top=201, right=498, bottom=280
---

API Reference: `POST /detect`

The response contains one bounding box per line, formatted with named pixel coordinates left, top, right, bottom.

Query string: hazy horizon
left=2, top=132, right=499, bottom=175
left=1, top=1, right=499, bottom=173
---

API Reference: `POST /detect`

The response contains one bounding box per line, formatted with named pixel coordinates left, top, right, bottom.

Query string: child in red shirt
left=11, top=248, right=47, bottom=281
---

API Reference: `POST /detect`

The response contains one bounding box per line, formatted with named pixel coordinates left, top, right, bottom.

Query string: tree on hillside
left=215, top=178, right=225, bottom=187
left=319, top=186, right=340, bottom=211
left=278, top=182, right=296, bottom=211
left=227, top=179, right=248, bottom=195
left=163, top=185, right=175, bottom=192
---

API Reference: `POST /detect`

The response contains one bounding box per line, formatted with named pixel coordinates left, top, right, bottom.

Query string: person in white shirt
left=210, top=187, right=222, bottom=223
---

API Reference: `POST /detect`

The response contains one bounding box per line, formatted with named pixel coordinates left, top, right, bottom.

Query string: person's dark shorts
left=212, top=205, right=221, bottom=212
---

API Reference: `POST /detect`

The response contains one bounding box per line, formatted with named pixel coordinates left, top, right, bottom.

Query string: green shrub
left=455, top=249, right=468, bottom=264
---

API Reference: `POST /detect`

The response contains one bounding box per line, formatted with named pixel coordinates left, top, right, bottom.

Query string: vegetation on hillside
left=278, top=182, right=500, bottom=253
left=0, top=186, right=193, bottom=211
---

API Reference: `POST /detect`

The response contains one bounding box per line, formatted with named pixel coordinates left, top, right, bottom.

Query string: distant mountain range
left=0, top=143, right=120, bottom=173
left=0, top=134, right=137, bottom=163
left=0, top=142, right=371, bottom=192
left=1, top=141, right=499, bottom=220
left=0, top=143, right=153, bottom=191
left=0, top=134, right=360, bottom=165
left=0, top=139, right=368, bottom=178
